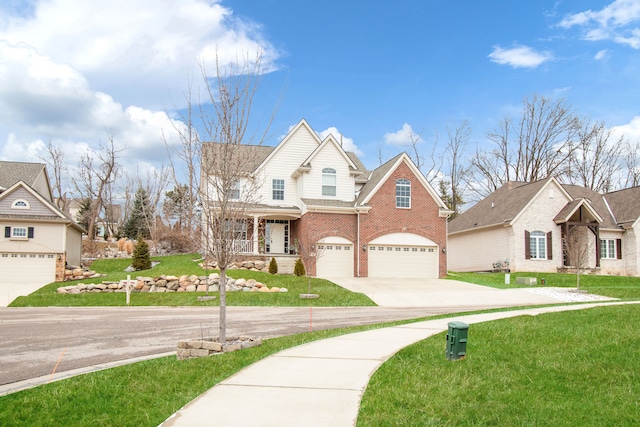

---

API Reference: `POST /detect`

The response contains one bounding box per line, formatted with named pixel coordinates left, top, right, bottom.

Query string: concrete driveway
left=0, top=280, right=48, bottom=307
left=326, top=277, right=577, bottom=308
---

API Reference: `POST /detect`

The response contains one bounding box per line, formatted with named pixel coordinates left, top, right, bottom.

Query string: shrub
left=294, top=258, right=306, bottom=276
left=269, top=257, right=278, bottom=274
left=132, top=234, right=152, bottom=270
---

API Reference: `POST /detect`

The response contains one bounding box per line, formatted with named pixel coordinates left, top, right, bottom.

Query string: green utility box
left=446, top=321, right=469, bottom=361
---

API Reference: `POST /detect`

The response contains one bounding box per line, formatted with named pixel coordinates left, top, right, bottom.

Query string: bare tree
left=567, top=120, right=624, bottom=192
left=442, top=120, right=471, bottom=217
left=470, top=95, right=580, bottom=197
left=564, top=226, right=593, bottom=290
left=40, top=140, right=68, bottom=211
left=198, top=52, right=274, bottom=343
left=623, top=139, right=640, bottom=188
left=73, top=137, right=123, bottom=252
left=135, top=166, right=170, bottom=253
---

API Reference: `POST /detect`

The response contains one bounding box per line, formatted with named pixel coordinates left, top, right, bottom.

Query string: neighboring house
left=448, top=177, right=640, bottom=276
left=201, top=119, right=452, bottom=278
left=0, top=161, right=85, bottom=286
left=64, top=198, right=122, bottom=238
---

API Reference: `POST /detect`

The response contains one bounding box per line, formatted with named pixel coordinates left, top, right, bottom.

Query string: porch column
left=253, top=215, right=259, bottom=255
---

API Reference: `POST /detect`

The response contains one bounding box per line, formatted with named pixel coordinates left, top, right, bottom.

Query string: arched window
left=396, top=179, right=411, bottom=208
left=322, top=168, right=336, bottom=196
left=11, top=199, right=30, bottom=209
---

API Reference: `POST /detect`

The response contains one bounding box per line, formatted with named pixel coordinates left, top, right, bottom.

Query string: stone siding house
left=0, top=161, right=84, bottom=290
left=201, top=119, right=452, bottom=278
left=448, top=177, right=640, bottom=276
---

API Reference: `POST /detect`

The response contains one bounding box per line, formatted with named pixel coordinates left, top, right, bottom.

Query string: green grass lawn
left=2, top=305, right=637, bottom=426
left=357, top=304, right=640, bottom=426
left=449, top=271, right=640, bottom=299
left=10, top=254, right=374, bottom=307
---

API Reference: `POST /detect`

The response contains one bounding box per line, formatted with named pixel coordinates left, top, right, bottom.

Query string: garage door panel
left=316, top=244, right=353, bottom=277
left=0, top=253, right=56, bottom=285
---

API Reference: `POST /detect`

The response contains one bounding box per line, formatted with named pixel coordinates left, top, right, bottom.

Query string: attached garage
left=367, top=233, right=439, bottom=278
left=0, top=252, right=56, bottom=284
left=315, top=237, right=354, bottom=277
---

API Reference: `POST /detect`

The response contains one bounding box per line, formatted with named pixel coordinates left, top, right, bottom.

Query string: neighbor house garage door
left=315, top=237, right=354, bottom=277
left=367, top=233, right=439, bottom=278
left=0, top=253, right=56, bottom=285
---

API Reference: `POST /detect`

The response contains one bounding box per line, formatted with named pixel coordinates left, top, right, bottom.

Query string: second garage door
left=367, top=233, right=439, bottom=278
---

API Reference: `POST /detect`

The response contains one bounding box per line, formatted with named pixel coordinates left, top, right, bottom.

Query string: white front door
left=269, top=223, right=285, bottom=253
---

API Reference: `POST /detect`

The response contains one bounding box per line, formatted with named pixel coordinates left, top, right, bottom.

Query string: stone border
left=177, top=336, right=263, bottom=360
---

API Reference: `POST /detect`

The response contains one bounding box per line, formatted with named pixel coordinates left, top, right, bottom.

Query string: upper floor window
left=529, top=231, right=547, bottom=259
left=11, top=199, right=29, bottom=209
left=272, top=179, right=284, bottom=200
left=396, top=179, right=411, bottom=208
left=229, top=181, right=240, bottom=200
left=322, top=168, right=336, bottom=197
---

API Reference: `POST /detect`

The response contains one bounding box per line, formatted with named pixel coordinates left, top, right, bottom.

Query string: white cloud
left=613, top=116, right=640, bottom=142
left=384, top=123, right=416, bottom=146
left=559, top=0, right=640, bottom=49
left=488, top=45, right=553, bottom=68
left=595, top=49, right=609, bottom=59
left=318, top=127, right=363, bottom=156
left=0, top=1, right=277, bottom=179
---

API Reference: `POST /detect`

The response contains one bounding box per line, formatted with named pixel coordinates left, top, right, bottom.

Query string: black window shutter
left=525, top=230, right=531, bottom=259
left=616, top=239, right=622, bottom=260
left=546, top=231, right=553, bottom=260
left=4, top=227, right=10, bottom=238
left=28, top=227, right=34, bottom=239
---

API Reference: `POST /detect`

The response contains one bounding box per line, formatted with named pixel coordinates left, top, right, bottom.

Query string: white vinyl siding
left=300, top=141, right=356, bottom=201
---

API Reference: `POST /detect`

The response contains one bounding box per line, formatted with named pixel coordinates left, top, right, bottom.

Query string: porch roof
left=553, top=198, right=603, bottom=224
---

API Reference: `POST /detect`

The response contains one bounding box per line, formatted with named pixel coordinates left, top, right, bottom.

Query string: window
left=529, top=231, right=547, bottom=259
left=5, top=226, right=34, bottom=240
left=322, top=168, right=336, bottom=196
left=224, top=219, right=247, bottom=240
left=272, top=179, right=284, bottom=200
left=12, top=199, right=29, bottom=209
left=229, top=181, right=240, bottom=200
left=601, top=239, right=620, bottom=259
left=396, top=179, right=411, bottom=208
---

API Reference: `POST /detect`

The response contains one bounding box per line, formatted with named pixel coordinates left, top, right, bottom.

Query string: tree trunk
left=219, top=267, right=227, bottom=344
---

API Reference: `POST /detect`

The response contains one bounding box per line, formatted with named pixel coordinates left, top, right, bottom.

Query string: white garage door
left=0, top=253, right=56, bottom=285
left=367, top=233, right=439, bottom=278
left=315, top=237, right=354, bottom=278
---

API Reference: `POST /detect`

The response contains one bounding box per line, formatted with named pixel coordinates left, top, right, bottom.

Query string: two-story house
left=200, top=119, right=452, bottom=278
left=0, top=161, right=85, bottom=304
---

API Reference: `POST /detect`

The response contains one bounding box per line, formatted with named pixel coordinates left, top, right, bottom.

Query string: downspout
left=356, top=208, right=360, bottom=277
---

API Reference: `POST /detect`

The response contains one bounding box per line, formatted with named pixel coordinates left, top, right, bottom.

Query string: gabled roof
left=300, top=133, right=358, bottom=172
left=449, top=177, right=627, bottom=235
left=357, top=153, right=451, bottom=214
left=254, top=119, right=322, bottom=174
left=449, top=178, right=561, bottom=233
left=0, top=161, right=52, bottom=200
left=0, top=181, right=85, bottom=232
left=553, top=198, right=604, bottom=224
left=201, top=143, right=274, bottom=174
left=604, top=186, right=640, bottom=228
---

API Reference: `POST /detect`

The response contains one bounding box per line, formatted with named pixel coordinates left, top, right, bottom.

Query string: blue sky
left=0, top=0, right=639, bottom=175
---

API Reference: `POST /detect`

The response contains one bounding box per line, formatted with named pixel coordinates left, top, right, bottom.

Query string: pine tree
left=132, top=233, right=152, bottom=270
left=294, top=258, right=305, bottom=276
left=122, top=187, right=152, bottom=238
left=269, top=257, right=278, bottom=274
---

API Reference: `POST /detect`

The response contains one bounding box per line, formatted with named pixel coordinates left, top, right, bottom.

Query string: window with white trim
left=272, top=179, right=284, bottom=200
left=529, top=231, right=547, bottom=259
left=396, top=179, right=411, bottom=208
left=12, top=199, right=30, bottom=209
left=229, top=181, right=240, bottom=200
left=322, top=168, right=336, bottom=196
left=600, top=239, right=616, bottom=259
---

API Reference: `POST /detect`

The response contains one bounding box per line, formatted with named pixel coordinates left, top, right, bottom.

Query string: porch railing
left=231, top=239, right=253, bottom=254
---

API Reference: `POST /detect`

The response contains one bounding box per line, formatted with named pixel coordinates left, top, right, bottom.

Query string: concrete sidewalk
left=161, top=300, right=638, bottom=427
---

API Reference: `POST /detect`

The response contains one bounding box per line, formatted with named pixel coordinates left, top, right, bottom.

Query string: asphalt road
left=0, top=306, right=467, bottom=388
